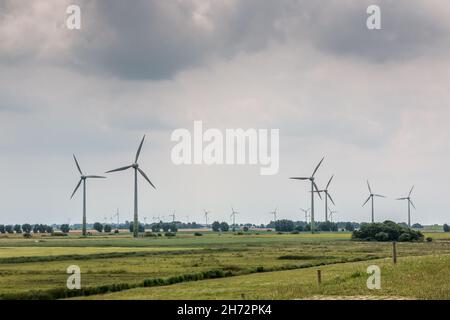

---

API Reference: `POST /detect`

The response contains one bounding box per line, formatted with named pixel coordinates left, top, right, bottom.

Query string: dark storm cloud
left=1, top=1, right=449, bottom=79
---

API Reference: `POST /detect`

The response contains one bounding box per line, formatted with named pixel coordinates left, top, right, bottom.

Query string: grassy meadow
left=0, top=230, right=449, bottom=299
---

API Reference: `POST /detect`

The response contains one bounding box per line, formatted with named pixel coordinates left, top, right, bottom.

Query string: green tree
left=13, top=224, right=22, bottom=234
left=45, top=225, right=53, bottom=233
left=219, top=222, right=229, bottom=232
left=104, top=224, right=112, bottom=233
left=274, top=219, right=294, bottom=232
left=345, top=222, right=355, bottom=232
left=444, top=224, right=450, bottom=232
left=212, top=221, right=221, bottom=232
left=21, top=224, right=32, bottom=234
left=5, top=225, right=13, bottom=234
left=128, top=222, right=144, bottom=233
left=60, top=224, right=70, bottom=234
left=0, top=225, right=5, bottom=234
left=93, top=222, right=103, bottom=233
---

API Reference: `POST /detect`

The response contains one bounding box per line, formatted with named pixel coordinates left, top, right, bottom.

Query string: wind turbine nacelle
left=132, top=163, right=139, bottom=169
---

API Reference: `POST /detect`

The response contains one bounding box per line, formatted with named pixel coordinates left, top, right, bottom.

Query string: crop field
left=0, top=231, right=449, bottom=300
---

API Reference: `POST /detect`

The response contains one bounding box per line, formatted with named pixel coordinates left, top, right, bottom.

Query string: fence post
left=392, top=241, right=397, bottom=264
left=317, top=269, right=322, bottom=285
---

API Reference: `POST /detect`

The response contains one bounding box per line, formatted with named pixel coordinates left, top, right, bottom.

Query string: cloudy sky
left=1, top=0, right=450, bottom=225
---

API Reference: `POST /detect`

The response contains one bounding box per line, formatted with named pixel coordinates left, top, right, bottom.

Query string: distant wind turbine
left=328, top=208, right=337, bottom=223
left=363, top=180, right=386, bottom=223
left=397, top=186, right=416, bottom=227
left=290, top=158, right=324, bottom=233
left=300, top=208, right=310, bottom=223
left=269, top=206, right=278, bottom=222
left=314, top=175, right=335, bottom=222
left=106, top=135, right=156, bottom=238
left=70, top=155, right=105, bottom=236
left=169, top=210, right=176, bottom=223
left=204, top=209, right=210, bottom=227
left=230, top=206, right=239, bottom=226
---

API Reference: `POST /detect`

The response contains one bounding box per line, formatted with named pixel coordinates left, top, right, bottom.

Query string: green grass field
left=0, top=231, right=449, bottom=300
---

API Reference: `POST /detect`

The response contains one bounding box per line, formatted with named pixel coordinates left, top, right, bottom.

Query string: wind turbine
left=328, top=209, right=338, bottom=223
left=111, top=209, right=120, bottom=232
left=269, top=206, right=278, bottom=222
left=106, top=135, right=156, bottom=238
left=169, top=210, right=176, bottom=223
left=290, top=158, right=324, bottom=233
left=70, top=155, right=105, bottom=236
left=230, top=206, right=239, bottom=226
left=397, top=186, right=416, bottom=227
left=314, top=175, right=335, bottom=222
left=300, top=208, right=310, bottom=223
left=204, top=209, right=210, bottom=227
left=363, top=180, right=386, bottom=223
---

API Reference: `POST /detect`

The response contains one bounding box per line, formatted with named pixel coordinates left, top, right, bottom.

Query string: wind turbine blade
left=374, top=194, right=386, bottom=198
left=313, top=182, right=322, bottom=199
left=409, top=199, right=416, bottom=209
left=70, top=179, right=82, bottom=199
left=362, top=195, right=371, bottom=207
left=326, top=175, right=334, bottom=189
left=106, top=165, right=132, bottom=173
left=409, top=185, right=414, bottom=197
left=73, top=154, right=83, bottom=175
left=367, top=180, right=372, bottom=194
left=85, top=175, right=106, bottom=179
left=311, top=157, right=324, bottom=177
left=289, top=177, right=309, bottom=180
left=397, top=197, right=407, bottom=200
left=327, top=193, right=335, bottom=205
left=137, top=168, right=156, bottom=189
left=135, top=135, right=146, bottom=163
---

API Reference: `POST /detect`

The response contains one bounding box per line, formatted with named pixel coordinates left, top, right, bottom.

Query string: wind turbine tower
left=70, top=155, right=105, bottom=236
left=397, top=186, right=416, bottom=227
left=363, top=180, right=386, bottom=223
left=106, top=135, right=156, bottom=238
left=290, top=158, right=324, bottom=233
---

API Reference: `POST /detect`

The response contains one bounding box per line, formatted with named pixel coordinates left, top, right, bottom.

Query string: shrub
left=23, top=233, right=32, bottom=238
left=352, top=221, right=423, bottom=242
left=374, top=232, right=389, bottom=241
left=144, top=231, right=156, bottom=237
left=13, top=224, right=22, bottom=234
left=114, top=229, right=119, bottom=234
left=290, top=230, right=300, bottom=234
left=243, top=226, right=249, bottom=232
left=51, top=231, right=67, bottom=237
left=93, top=222, right=103, bottom=233
left=165, top=232, right=176, bottom=237
left=194, top=232, right=202, bottom=236
left=398, top=233, right=411, bottom=242
left=60, top=224, right=70, bottom=234
left=426, top=237, right=433, bottom=242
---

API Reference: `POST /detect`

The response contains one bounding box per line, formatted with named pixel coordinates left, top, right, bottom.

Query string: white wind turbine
left=290, top=158, right=324, bottom=233
left=70, top=155, right=105, bottom=236
left=363, top=180, right=386, bottom=223
left=269, top=206, right=278, bottom=222
left=230, top=206, right=239, bottom=226
left=300, top=208, right=310, bottom=223
left=397, top=186, right=416, bottom=227
left=106, top=135, right=156, bottom=238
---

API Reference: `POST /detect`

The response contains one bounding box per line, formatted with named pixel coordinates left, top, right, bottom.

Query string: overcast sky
left=1, top=0, right=450, bottom=225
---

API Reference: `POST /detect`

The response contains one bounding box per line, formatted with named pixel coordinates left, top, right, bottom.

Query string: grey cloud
left=1, top=0, right=449, bottom=80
